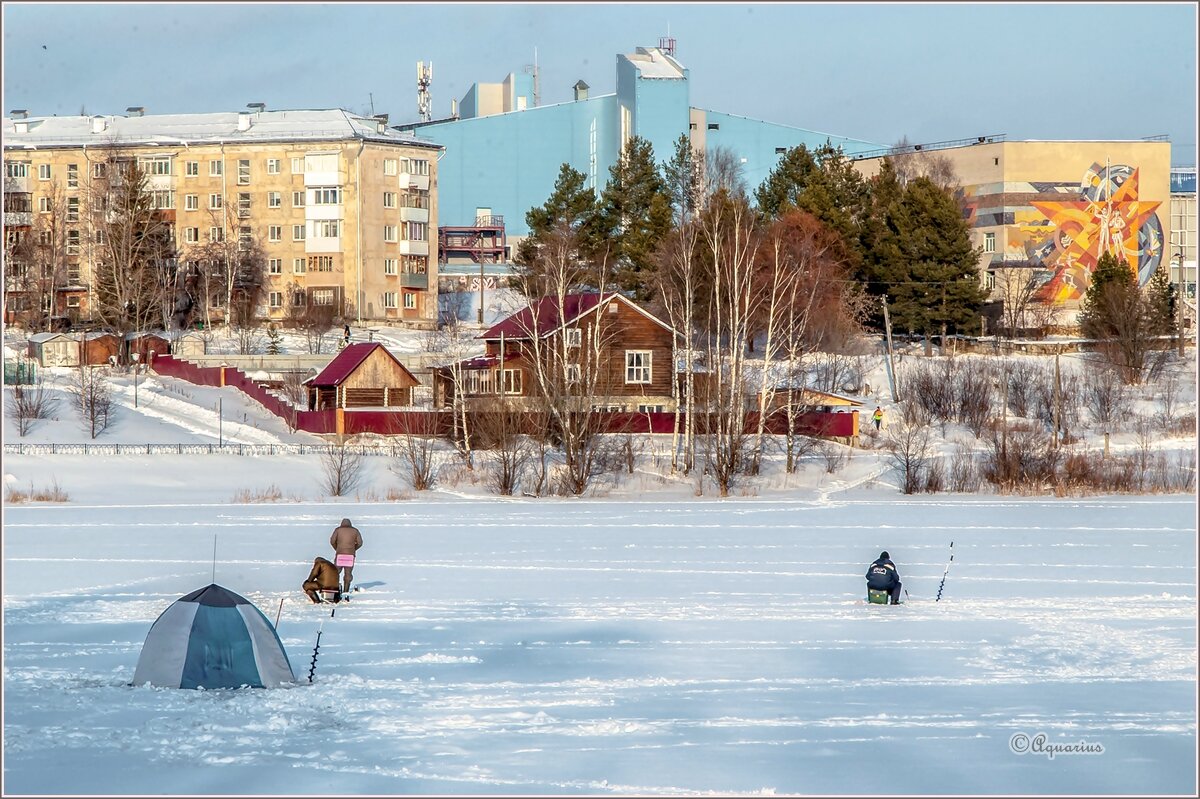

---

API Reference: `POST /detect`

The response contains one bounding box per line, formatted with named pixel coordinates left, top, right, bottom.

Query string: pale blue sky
left=4, top=2, right=1197, bottom=165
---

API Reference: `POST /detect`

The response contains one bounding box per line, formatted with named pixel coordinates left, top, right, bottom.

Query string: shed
left=80, top=332, right=121, bottom=366
left=170, top=330, right=208, bottom=357
left=26, top=332, right=79, bottom=367
left=307, top=342, right=420, bottom=410
left=132, top=584, right=295, bottom=690
left=126, top=331, right=172, bottom=363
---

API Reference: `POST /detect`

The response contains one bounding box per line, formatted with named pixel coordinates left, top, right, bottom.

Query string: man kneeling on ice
left=866, top=550, right=903, bottom=605
left=303, top=556, right=341, bottom=603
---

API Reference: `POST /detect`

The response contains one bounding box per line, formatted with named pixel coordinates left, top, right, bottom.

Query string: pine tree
left=266, top=324, right=282, bottom=355
left=594, top=136, right=674, bottom=300
left=517, top=163, right=599, bottom=266
left=1145, top=264, right=1177, bottom=337
left=862, top=175, right=986, bottom=336
left=1079, top=250, right=1156, bottom=383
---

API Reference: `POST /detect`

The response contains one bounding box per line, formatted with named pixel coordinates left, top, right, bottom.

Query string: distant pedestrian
left=330, top=517, right=363, bottom=595
left=342, top=324, right=351, bottom=346
left=872, top=406, right=883, bottom=430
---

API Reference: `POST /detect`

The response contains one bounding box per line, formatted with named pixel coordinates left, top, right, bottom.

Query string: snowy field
left=3, top=497, right=1196, bottom=795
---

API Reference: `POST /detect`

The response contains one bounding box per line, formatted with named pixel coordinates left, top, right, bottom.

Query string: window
left=564, top=327, right=581, bottom=348
left=775, top=147, right=787, bottom=155
left=185, top=194, right=199, bottom=211
left=209, top=160, right=223, bottom=176
left=5, top=161, right=29, bottom=178
left=311, top=220, right=340, bottom=239
left=38, top=164, right=51, bottom=180
left=565, top=364, right=581, bottom=384
left=291, top=290, right=307, bottom=307
left=185, top=161, right=199, bottom=177
left=309, top=255, right=334, bottom=272
left=268, top=191, right=282, bottom=208
left=93, top=229, right=106, bottom=245
left=92, top=162, right=106, bottom=179
left=237, top=192, right=251, bottom=217
left=383, top=191, right=396, bottom=208
left=268, top=225, right=282, bottom=242
left=269, top=291, right=282, bottom=308
left=637, top=404, right=666, bottom=414
left=184, top=227, right=200, bottom=243
left=625, top=350, right=652, bottom=384
left=985, top=271, right=997, bottom=291
left=66, top=295, right=81, bottom=309
left=292, top=224, right=305, bottom=241
left=66, top=230, right=80, bottom=254
left=209, top=193, right=223, bottom=209
left=210, top=227, right=224, bottom=242
left=312, top=289, right=335, bottom=306
left=310, top=187, right=340, bottom=205
left=383, top=225, right=398, bottom=243
left=384, top=258, right=398, bottom=275
left=400, top=158, right=429, bottom=176
left=500, top=368, right=521, bottom=394
left=266, top=158, right=280, bottom=174
left=140, top=157, right=171, bottom=176
left=707, top=123, right=720, bottom=131
left=237, top=159, right=250, bottom=185
left=399, top=190, right=429, bottom=209
left=292, top=190, right=305, bottom=207
left=292, top=157, right=304, bottom=174
left=151, top=190, right=174, bottom=210
left=238, top=226, right=252, bottom=247
left=382, top=291, right=397, bottom=309
left=293, top=257, right=306, bottom=274
left=67, top=164, right=78, bottom=188
left=38, top=197, right=52, bottom=212
left=405, top=221, right=427, bottom=241
left=383, top=158, right=398, bottom=176
left=38, top=231, right=52, bottom=246
left=983, top=232, right=996, bottom=253
left=5, top=195, right=30, bottom=213
left=401, top=255, right=427, bottom=274
left=66, top=197, right=79, bottom=222
left=268, top=258, right=282, bottom=274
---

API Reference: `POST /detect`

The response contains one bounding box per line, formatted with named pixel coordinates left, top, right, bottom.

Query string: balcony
left=398, top=240, right=429, bottom=256
left=399, top=172, right=430, bottom=191
left=401, top=272, right=428, bottom=290
left=399, top=206, right=429, bottom=223
left=4, top=211, right=32, bottom=227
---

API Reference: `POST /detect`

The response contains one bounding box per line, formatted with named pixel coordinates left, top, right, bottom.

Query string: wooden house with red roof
left=432, top=292, right=679, bottom=412
left=306, top=342, right=420, bottom=410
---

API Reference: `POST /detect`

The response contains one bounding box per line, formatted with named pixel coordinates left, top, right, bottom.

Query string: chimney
left=90, top=115, right=108, bottom=134
left=573, top=80, right=589, bottom=101
left=451, top=99, right=459, bottom=119
left=126, top=106, right=145, bottom=117
left=373, top=113, right=389, bottom=133
left=247, top=102, right=266, bottom=113
left=237, top=111, right=252, bottom=131
left=10, top=109, right=28, bottom=120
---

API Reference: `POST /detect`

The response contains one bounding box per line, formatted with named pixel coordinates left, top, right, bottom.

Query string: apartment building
left=2, top=106, right=441, bottom=328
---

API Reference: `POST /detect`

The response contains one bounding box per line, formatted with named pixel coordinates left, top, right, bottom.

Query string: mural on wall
left=1029, top=163, right=1163, bottom=303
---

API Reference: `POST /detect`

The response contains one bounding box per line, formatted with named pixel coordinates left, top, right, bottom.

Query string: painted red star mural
left=1031, top=168, right=1161, bottom=303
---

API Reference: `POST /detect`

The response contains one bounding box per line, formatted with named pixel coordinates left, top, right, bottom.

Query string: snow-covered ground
left=3, top=498, right=1195, bottom=795
left=3, top=327, right=1197, bottom=794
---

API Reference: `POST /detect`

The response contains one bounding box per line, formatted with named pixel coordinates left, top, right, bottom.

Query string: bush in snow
left=70, top=366, right=114, bottom=440
left=320, top=435, right=365, bottom=497
left=884, top=421, right=934, bottom=495
left=6, top=370, right=59, bottom=437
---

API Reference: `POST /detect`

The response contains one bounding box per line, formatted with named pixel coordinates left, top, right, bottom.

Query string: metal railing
left=851, top=134, right=1008, bottom=162
left=3, top=442, right=408, bottom=457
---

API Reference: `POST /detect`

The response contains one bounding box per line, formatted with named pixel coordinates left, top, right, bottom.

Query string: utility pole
left=881, top=296, right=899, bottom=403
left=1051, top=350, right=1061, bottom=450
left=1001, top=369, right=1008, bottom=461
left=1176, top=252, right=1186, bottom=356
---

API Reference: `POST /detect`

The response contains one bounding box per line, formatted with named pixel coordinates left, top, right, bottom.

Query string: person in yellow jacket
left=872, top=406, right=884, bottom=430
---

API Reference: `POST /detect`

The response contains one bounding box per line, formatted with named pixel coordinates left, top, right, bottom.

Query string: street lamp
left=131, top=352, right=140, bottom=408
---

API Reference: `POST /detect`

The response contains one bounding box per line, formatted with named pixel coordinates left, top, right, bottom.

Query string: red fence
left=151, top=355, right=860, bottom=440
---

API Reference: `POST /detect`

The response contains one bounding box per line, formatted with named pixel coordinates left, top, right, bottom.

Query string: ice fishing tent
left=133, top=584, right=295, bottom=689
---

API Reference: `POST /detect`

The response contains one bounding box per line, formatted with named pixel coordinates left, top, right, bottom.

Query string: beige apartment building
left=3, top=107, right=441, bottom=328
left=854, top=138, right=1174, bottom=321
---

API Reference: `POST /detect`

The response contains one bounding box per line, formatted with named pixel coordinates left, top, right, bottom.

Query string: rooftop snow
left=2, top=109, right=442, bottom=150
left=624, top=47, right=686, bottom=79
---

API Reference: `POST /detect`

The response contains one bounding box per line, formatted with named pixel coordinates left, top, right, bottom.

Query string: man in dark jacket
left=303, top=556, right=341, bottom=603
left=330, top=517, right=363, bottom=595
left=866, top=550, right=903, bottom=605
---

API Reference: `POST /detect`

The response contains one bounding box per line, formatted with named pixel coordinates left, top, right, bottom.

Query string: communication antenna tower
left=523, top=47, right=540, bottom=107
left=417, top=61, right=433, bottom=122
left=659, top=33, right=676, bottom=56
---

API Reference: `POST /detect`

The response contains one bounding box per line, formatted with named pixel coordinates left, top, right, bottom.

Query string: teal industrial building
left=397, top=42, right=882, bottom=247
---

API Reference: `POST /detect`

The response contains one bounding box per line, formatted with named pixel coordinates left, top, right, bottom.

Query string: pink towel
left=335, top=554, right=355, bottom=568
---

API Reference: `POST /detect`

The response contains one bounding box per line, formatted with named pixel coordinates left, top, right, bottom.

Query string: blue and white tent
left=133, top=584, right=295, bottom=689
